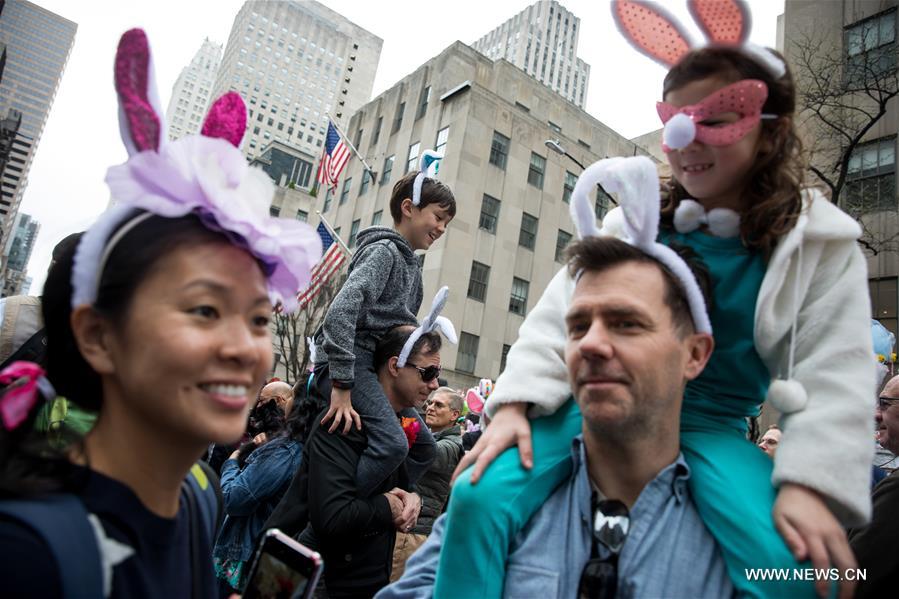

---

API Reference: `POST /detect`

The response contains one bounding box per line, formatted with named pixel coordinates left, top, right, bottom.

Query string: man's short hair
left=373, top=326, right=442, bottom=372
left=432, top=386, right=464, bottom=413
left=566, top=236, right=712, bottom=336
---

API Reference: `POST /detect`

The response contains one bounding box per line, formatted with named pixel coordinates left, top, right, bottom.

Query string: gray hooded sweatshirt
left=315, top=226, right=423, bottom=382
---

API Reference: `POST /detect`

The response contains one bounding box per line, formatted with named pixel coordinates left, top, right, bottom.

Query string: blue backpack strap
left=0, top=494, right=103, bottom=598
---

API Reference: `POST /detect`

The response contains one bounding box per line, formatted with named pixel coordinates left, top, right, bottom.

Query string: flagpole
left=316, top=210, right=354, bottom=256
left=326, top=112, right=377, bottom=184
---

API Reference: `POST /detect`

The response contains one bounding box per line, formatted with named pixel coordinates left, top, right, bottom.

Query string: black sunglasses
left=578, top=498, right=630, bottom=599
left=404, top=362, right=441, bottom=382
left=878, top=396, right=899, bottom=411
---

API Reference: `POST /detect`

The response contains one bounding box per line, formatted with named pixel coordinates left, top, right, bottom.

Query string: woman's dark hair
left=236, top=399, right=288, bottom=466
left=661, top=47, right=805, bottom=258
left=0, top=213, right=244, bottom=496
left=388, top=172, right=457, bottom=224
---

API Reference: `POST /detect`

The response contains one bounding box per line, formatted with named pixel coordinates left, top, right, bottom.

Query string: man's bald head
left=259, top=381, right=294, bottom=415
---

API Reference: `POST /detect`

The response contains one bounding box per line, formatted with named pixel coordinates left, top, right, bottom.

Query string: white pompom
left=766, top=379, right=808, bottom=414
left=663, top=113, right=695, bottom=150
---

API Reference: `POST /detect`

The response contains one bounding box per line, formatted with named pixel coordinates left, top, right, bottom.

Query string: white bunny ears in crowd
left=397, top=286, right=458, bottom=368
left=412, top=150, right=444, bottom=206
left=611, top=0, right=786, bottom=79
left=570, top=156, right=713, bottom=335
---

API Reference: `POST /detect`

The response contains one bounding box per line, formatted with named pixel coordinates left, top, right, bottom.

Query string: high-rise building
left=471, top=0, right=590, bottom=108
left=213, top=0, right=382, bottom=171
left=166, top=38, right=223, bottom=141
left=2, top=211, right=38, bottom=297
left=320, top=41, right=653, bottom=389
left=0, top=1, right=76, bottom=253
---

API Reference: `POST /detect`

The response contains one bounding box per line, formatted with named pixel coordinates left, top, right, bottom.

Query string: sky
left=21, top=0, right=783, bottom=293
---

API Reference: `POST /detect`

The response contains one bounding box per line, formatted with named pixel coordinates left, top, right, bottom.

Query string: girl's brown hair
left=662, top=47, right=805, bottom=257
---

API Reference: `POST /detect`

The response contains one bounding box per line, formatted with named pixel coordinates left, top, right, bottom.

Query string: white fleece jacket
left=485, top=189, right=876, bottom=526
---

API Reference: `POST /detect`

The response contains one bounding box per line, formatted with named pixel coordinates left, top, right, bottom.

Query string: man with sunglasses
left=266, top=325, right=443, bottom=598
left=849, top=376, right=899, bottom=597
left=380, top=236, right=734, bottom=598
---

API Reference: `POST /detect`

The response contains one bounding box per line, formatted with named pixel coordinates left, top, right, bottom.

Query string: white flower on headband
left=412, top=150, right=443, bottom=206
left=397, top=286, right=458, bottom=367
left=570, top=156, right=713, bottom=335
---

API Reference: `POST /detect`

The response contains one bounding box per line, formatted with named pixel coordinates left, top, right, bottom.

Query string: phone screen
left=243, top=530, right=322, bottom=599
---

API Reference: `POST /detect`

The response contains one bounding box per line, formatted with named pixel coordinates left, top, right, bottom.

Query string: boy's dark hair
left=388, top=172, right=456, bottom=224
left=566, top=236, right=712, bottom=337
left=373, top=326, right=442, bottom=372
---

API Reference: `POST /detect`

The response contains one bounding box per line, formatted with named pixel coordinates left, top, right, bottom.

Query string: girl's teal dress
left=434, top=229, right=817, bottom=598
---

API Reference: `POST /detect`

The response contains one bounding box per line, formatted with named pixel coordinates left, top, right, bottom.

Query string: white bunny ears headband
left=397, top=286, right=458, bottom=368
left=570, top=156, right=712, bottom=335
left=412, top=150, right=444, bottom=206
left=612, top=0, right=785, bottom=79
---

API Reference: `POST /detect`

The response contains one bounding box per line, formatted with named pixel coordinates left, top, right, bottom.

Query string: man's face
left=564, top=263, right=709, bottom=437
left=757, top=428, right=782, bottom=457
left=876, top=378, right=899, bottom=454
left=425, top=392, right=460, bottom=431
left=392, top=349, right=441, bottom=411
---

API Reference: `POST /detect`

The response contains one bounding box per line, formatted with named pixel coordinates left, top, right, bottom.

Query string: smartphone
left=242, top=529, right=324, bottom=599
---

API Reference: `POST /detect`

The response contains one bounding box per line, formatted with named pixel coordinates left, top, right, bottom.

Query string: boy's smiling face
left=400, top=199, right=453, bottom=251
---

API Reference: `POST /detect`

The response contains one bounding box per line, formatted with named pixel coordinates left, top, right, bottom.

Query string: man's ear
left=683, top=332, right=714, bottom=381
left=400, top=198, right=415, bottom=219
left=387, top=356, right=401, bottom=378
left=70, top=305, right=117, bottom=375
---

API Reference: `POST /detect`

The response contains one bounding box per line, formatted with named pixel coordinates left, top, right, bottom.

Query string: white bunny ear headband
left=71, top=29, right=321, bottom=312
left=570, top=156, right=712, bottom=335
left=397, top=286, right=458, bottom=367
left=611, top=0, right=785, bottom=79
left=412, top=149, right=444, bottom=206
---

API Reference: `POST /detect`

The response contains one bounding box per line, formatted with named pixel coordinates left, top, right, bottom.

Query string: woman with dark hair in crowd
left=213, top=394, right=319, bottom=594
left=0, top=28, right=319, bottom=598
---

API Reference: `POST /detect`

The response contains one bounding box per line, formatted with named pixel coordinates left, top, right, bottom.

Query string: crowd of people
left=1, top=1, right=899, bottom=597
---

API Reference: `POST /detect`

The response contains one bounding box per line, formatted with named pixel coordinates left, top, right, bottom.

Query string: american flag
left=316, top=121, right=351, bottom=190
left=297, top=222, right=348, bottom=309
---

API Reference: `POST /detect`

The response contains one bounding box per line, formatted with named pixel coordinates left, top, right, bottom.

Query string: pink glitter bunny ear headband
left=0, top=361, right=56, bottom=431
left=72, top=29, right=322, bottom=313
left=570, top=156, right=712, bottom=334
left=612, top=0, right=785, bottom=78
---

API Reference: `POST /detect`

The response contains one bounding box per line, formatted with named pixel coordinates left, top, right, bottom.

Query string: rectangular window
left=519, top=212, right=538, bottom=249
left=371, top=210, right=383, bottom=226
left=846, top=9, right=897, bottom=79
left=467, top=261, right=490, bottom=302
left=500, top=343, right=511, bottom=374
left=381, top=155, right=395, bottom=184
left=596, top=187, right=614, bottom=220
left=562, top=171, right=577, bottom=204
left=296, top=209, right=308, bottom=222
left=845, top=137, right=896, bottom=213
left=322, top=188, right=332, bottom=212
left=392, top=101, right=405, bottom=133
left=407, top=142, right=420, bottom=173
left=360, top=173, right=370, bottom=196
left=555, top=229, right=572, bottom=262
left=489, top=131, right=510, bottom=170
left=353, top=127, right=363, bottom=149
left=269, top=205, right=281, bottom=217
left=527, top=153, right=546, bottom=189
left=479, top=194, right=501, bottom=233
left=870, top=276, right=898, bottom=341
left=435, top=126, right=449, bottom=155
left=457, top=332, right=480, bottom=374
left=340, top=177, right=352, bottom=204
left=348, top=219, right=361, bottom=249
left=548, top=120, right=561, bottom=134
left=371, top=116, right=382, bottom=146
left=509, top=277, right=530, bottom=315
left=416, top=85, right=431, bottom=119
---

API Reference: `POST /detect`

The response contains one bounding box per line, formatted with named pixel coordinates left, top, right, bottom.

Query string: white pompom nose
left=663, top=113, right=696, bottom=150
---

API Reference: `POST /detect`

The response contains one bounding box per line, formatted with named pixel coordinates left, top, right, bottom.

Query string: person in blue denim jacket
left=213, top=392, right=312, bottom=593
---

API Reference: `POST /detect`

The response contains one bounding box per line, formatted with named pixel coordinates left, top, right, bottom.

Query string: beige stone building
left=783, top=0, right=899, bottom=339
left=316, top=41, right=654, bottom=389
